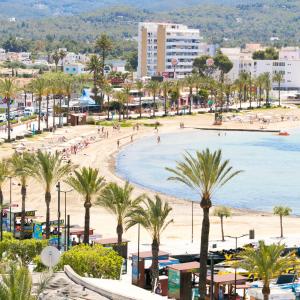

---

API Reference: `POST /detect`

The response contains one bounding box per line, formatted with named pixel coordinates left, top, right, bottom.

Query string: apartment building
left=138, top=22, right=202, bottom=79
left=221, top=46, right=300, bottom=90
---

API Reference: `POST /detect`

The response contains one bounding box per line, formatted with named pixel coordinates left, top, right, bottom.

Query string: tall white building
left=138, top=22, right=202, bottom=79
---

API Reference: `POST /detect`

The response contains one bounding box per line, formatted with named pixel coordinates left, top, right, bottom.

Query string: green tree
left=96, top=181, right=144, bottom=246
left=59, top=49, right=67, bottom=71
left=135, top=80, right=144, bottom=118
left=214, top=50, right=233, bottom=83
left=0, top=160, right=10, bottom=240
left=86, top=54, right=102, bottom=100
left=103, top=83, right=114, bottom=120
left=65, top=167, right=105, bottom=244
left=272, top=72, right=284, bottom=106
left=126, top=195, right=173, bottom=290
left=146, top=80, right=160, bottom=117
left=30, top=77, right=47, bottom=131
left=166, top=149, right=241, bottom=300
left=256, top=74, right=265, bottom=107
left=114, top=91, right=126, bottom=121
left=273, top=206, right=291, bottom=238
left=9, top=153, right=33, bottom=239
left=161, top=80, right=173, bottom=116
left=0, top=78, right=18, bottom=142
left=29, top=151, right=72, bottom=238
left=193, top=55, right=212, bottom=76
left=52, top=50, right=60, bottom=72
left=213, top=206, right=231, bottom=241
left=184, top=75, right=197, bottom=114
left=95, top=33, right=113, bottom=76
left=262, top=72, right=272, bottom=105
left=239, top=241, right=296, bottom=300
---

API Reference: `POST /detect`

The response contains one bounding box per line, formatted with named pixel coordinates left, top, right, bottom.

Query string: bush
left=57, top=244, right=123, bottom=279
left=33, top=255, right=48, bottom=272
left=143, top=121, right=162, bottom=127
left=86, top=117, right=96, bottom=125
left=0, top=239, right=48, bottom=265
left=96, top=120, right=132, bottom=128
left=20, top=115, right=37, bottom=122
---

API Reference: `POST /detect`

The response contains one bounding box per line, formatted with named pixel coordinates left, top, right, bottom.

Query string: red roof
left=168, top=262, right=200, bottom=271
left=207, top=274, right=247, bottom=284
left=131, top=251, right=169, bottom=259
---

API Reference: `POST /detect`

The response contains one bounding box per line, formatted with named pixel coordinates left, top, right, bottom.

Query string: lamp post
left=137, top=223, right=140, bottom=285
left=226, top=230, right=255, bottom=299
left=191, top=201, right=194, bottom=243
left=67, top=214, right=70, bottom=251
left=56, top=182, right=61, bottom=250
left=60, top=188, right=73, bottom=251
left=208, top=253, right=219, bottom=300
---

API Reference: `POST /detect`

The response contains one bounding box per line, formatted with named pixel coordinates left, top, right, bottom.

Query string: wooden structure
left=95, top=238, right=129, bottom=273
left=131, top=251, right=169, bottom=289
left=206, top=273, right=248, bottom=299
left=69, top=113, right=86, bottom=126
left=168, top=261, right=200, bottom=300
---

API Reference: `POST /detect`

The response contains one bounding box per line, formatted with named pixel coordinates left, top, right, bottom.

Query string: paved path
left=32, top=272, right=108, bottom=300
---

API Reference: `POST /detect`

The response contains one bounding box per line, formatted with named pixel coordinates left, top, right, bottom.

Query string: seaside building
left=221, top=46, right=300, bottom=90
left=63, top=63, right=86, bottom=75
left=138, top=22, right=202, bottom=79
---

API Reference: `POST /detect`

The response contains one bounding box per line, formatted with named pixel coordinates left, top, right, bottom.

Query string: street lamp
left=226, top=230, right=255, bottom=299
left=56, top=182, right=61, bottom=250
left=60, top=188, right=73, bottom=251
left=137, top=223, right=140, bottom=285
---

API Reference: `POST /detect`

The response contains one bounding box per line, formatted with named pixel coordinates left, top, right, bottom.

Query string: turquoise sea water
left=116, top=129, right=300, bottom=213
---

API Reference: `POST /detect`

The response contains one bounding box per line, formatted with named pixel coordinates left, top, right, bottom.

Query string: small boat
left=279, top=131, right=290, bottom=136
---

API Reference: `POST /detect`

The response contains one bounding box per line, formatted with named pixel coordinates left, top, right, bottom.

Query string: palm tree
left=9, top=153, right=33, bottom=239
left=126, top=195, right=173, bottom=290
left=135, top=80, right=144, bottom=118
left=272, top=72, right=284, bottom=106
left=52, top=50, right=60, bottom=72
left=166, top=149, right=241, bottom=299
left=146, top=80, right=160, bottom=117
left=239, top=241, right=296, bottom=300
left=256, top=74, right=265, bottom=107
left=63, top=75, right=75, bottom=122
left=86, top=54, right=102, bottom=100
left=0, top=78, right=18, bottom=142
left=161, top=81, right=172, bottom=116
left=103, top=83, right=113, bottom=120
left=172, top=80, right=182, bottom=115
left=95, top=34, right=113, bottom=76
left=0, top=262, right=33, bottom=300
left=0, top=160, right=10, bottom=240
left=273, top=206, right=291, bottom=238
left=262, top=72, right=271, bottom=105
left=114, top=91, right=126, bottom=121
left=30, top=77, right=47, bottom=132
left=97, top=181, right=144, bottom=247
left=65, top=167, right=105, bottom=244
left=123, top=83, right=132, bottom=119
left=184, top=75, right=196, bottom=114
left=29, top=150, right=72, bottom=238
left=59, top=49, right=67, bottom=71
left=213, top=206, right=231, bottom=242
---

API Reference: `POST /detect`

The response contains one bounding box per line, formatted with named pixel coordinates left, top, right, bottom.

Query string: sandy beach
left=1, top=107, right=300, bottom=253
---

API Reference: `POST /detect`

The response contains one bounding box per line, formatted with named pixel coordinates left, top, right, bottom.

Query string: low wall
left=64, top=265, right=133, bottom=300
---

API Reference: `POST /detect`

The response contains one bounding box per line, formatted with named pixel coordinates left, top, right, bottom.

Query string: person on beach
left=157, top=136, right=160, bottom=143
left=131, top=135, right=133, bottom=142
left=117, top=139, right=120, bottom=148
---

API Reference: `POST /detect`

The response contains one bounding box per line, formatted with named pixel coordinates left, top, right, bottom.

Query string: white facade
left=222, top=47, right=300, bottom=90
left=138, top=22, right=202, bottom=79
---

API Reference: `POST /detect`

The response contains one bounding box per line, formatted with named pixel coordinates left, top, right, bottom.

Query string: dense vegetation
left=0, top=0, right=299, bottom=56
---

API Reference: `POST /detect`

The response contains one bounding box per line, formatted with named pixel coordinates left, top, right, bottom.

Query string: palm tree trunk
left=67, top=95, right=71, bottom=123
left=278, top=82, right=281, bottom=106
left=189, top=89, right=192, bottom=114
left=83, top=199, right=91, bottom=244
left=199, top=206, right=210, bottom=300
left=38, top=97, right=42, bottom=131
left=151, top=238, right=159, bottom=291
left=280, top=215, right=283, bottom=238
left=20, top=185, right=26, bottom=240
left=153, top=95, right=156, bottom=117
left=107, top=95, right=110, bottom=120
left=46, top=95, right=49, bottom=129
left=117, top=223, right=123, bottom=256
left=52, top=98, right=56, bottom=129
left=164, top=94, right=167, bottom=116
left=0, top=189, right=3, bottom=240
left=262, top=284, right=270, bottom=300
left=7, top=99, right=11, bottom=142
left=221, top=216, right=224, bottom=242
left=139, top=95, right=142, bottom=118
left=45, top=191, right=51, bottom=239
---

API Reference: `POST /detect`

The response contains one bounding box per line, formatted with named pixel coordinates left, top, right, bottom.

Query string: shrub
left=96, top=120, right=132, bottom=127
left=86, top=117, right=96, bottom=125
left=33, top=255, right=48, bottom=272
left=20, top=115, right=37, bottom=122
left=0, top=239, right=48, bottom=265
left=143, top=121, right=162, bottom=127
left=57, top=244, right=123, bottom=279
